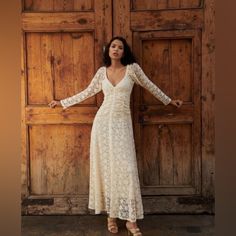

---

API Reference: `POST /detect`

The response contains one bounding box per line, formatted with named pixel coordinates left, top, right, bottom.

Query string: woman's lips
left=113, top=52, right=118, bottom=56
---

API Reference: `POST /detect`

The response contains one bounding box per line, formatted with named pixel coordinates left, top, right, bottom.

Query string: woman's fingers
left=174, top=100, right=183, bottom=108
left=48, top=100, right=57, bottom=108
left=177, top=100, right=182, bottom=107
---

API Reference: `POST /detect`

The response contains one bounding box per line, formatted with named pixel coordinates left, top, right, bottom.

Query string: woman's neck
left=110, top=59, right=123, bottom=68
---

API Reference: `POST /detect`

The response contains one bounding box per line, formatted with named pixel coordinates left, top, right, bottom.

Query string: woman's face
left=108, top=39, right=124, bottom=61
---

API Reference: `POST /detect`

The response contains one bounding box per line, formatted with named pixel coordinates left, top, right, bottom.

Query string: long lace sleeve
left=60, top=67, right=104, bottom=109
left=130, top=63, right=172, bottom=105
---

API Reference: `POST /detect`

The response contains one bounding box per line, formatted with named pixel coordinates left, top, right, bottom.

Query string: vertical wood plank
left=94, top=0, right=112, bottom=62
left=26, top=33, right=43, bottom=104
left=40, top=33, right=54, bottom=103
left=94, top=0, right=112, bottom=106
left=142, top=125, right=160, bottom=186
left=159, top=125, right=174, bottom=185
left=171, top=39, right=192, bottom=102
left=53, top=0, right=74, bottom=11
left=35, top=0, right=54, bottom=11
left=21, top=32, right=29, bottom=198
left=52, top=32, right=77, bottom=101
left=52, top=33, right=63, bottom=100
left=173, top=125, right=192, bottom=185
left=180, top=0, right=201, bottom=8
left=113, top=0, right=132, bottom=45
left=158, top=0, right=168, bottom=9
left=181, top=126, right=192, bottom=185
left=74, top=0, right=93, bottom=10
left=192, top=30, right=202, bottom=194
left=168, top=0, right=180, bottom=8
left=60, top=33, right=75, bottom=97
left=71, top=32, right=95, bottom=104
left=201, top=0, right=215, bottom=199
left=142, top=39, right=171, bottom=104
left=24, top=0, right=33, bottom=10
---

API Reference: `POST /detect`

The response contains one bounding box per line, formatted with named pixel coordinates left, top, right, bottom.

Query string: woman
left=49, top=36, right=183, bottom=236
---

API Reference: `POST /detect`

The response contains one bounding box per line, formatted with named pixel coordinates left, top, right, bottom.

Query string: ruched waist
left=96, top=100, right=131, bottom=118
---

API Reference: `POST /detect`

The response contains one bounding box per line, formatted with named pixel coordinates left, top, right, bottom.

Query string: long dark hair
left=103, top=36, right=136, bottom=67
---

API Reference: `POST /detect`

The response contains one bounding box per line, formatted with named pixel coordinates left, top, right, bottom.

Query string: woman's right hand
left=48, top=100, right=61, bottom=108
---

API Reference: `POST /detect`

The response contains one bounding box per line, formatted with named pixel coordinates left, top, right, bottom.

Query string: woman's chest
left=101, top=72, right=135, bottom=93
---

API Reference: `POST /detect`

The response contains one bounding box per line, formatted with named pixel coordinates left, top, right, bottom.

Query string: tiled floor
left=22, top=214, right=214, bottom=236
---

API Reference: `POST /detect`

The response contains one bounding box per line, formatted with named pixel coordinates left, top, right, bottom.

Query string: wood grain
left=24, top=0, right=93, bottom=11
left=131, top=0, right=202, bottom=10
left=131, top=9, right=203, bottom=31
left=22, top=12, right=94, bottom=31
left=29, top=125, right=91, bottom=195
left=201, top=0, right=215, bottom=203
left=26, top=32, right=96, bottom=105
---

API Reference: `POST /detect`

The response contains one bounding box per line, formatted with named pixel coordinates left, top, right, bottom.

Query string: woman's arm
left=59, top=67, right=104, bottom=109
left=130, top=63, right=172, bottom=105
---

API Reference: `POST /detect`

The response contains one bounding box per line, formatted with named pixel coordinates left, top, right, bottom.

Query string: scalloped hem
left=88, top=206, right=144, bottom=222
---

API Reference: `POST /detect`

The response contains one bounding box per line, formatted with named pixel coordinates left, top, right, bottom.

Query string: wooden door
left=113, top=0, right=215, bottom=213
left=21, top=0, right=215, bottom=215
left=21, top=0, right=112, bottom=214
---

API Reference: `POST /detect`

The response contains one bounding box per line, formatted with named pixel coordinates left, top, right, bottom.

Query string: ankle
left=126, top=221, right=137, bottom=227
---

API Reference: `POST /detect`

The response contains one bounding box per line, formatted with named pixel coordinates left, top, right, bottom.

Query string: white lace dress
left=60, top=63, right=172, bottom=222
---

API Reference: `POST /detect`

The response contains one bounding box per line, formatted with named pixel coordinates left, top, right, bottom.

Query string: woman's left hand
left=170, top=99, right=183, bottom=108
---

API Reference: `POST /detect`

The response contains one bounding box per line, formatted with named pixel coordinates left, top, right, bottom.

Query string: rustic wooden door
left=21, top=0, right=215, bottom=215
left=21, top=0, right=113, bottom=214
left=113, top=0, right=215, bottom=213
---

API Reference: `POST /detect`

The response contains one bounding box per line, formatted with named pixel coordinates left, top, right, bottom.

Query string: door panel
left=29, top=124, right=91, bottom=195
left=140, top=38, right=192, bottom=104
left=133, top=30, right=201, bottom=197
left=142, top=124, right=193, bottom=191
left=26, top=32, right=95, bottom=105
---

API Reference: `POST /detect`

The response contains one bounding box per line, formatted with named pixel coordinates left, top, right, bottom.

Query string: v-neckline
left=105, top=65, right=128, bottom=88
